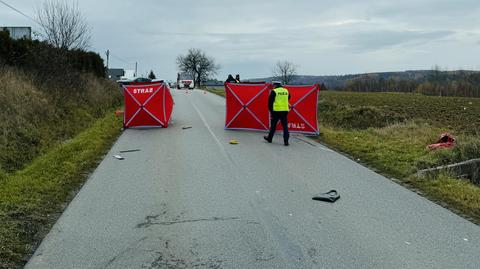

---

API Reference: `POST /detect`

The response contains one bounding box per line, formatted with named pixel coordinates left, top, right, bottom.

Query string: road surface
left=26, top=89, right=480, bottom=268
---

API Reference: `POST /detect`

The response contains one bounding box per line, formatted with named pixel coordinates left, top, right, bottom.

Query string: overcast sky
left=2, top=0, right=480, bottom=80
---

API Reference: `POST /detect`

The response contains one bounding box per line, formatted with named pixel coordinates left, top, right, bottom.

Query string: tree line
left=343, top=70, right=480, bottom=98
left=0, top=30, right=105, bottom=80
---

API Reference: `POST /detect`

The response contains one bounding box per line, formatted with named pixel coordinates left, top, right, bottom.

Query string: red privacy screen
left=123, top=82, right=174, bottom=128
left=224, top=83, right=320, bottom=135
left=275, top=84, right=320, bottom=135
left=225, top=83, right=271, bottom=131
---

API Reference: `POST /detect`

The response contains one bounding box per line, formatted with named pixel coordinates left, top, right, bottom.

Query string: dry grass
left=0, top=68, right=54, bottom=173
left=0, top=67, right=122, bottom=173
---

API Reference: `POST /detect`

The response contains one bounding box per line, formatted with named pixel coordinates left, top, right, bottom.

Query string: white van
left=178, top=79, right=194, bottom=89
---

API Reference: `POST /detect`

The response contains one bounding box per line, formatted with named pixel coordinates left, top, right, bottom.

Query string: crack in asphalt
left=136, top=216, right=241, bottom=228
left=104, top=236, right=148, bottom=269
left=256, top=255, right=275, bottom=262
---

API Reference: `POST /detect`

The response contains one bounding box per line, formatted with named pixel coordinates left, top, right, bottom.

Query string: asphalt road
left=26, top=89, right=480, bottom=269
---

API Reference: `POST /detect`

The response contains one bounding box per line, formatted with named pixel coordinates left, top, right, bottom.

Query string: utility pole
left=105, top=50, right=110, bottom=69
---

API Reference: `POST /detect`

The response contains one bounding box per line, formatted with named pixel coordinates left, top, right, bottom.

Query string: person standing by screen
left=264, top=81, right=290, bottom=146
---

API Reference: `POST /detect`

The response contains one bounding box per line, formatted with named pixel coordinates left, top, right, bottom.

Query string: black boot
left=264, top=136, right=272, bottom=143
left=284, top=140, right=289, bottom=146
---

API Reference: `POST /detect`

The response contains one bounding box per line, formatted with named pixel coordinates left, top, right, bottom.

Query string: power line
left=0, top=0, right=41, bottom=25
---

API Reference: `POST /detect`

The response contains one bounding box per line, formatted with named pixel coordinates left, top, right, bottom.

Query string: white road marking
left=189, top=97, right=234, bottom=164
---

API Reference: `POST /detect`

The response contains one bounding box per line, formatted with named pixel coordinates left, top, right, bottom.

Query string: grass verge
left=0, top=113, right=122, bottom=269
left=206, top=87, right=226, bottom=97
left=406, top=174, right=480, bottom=222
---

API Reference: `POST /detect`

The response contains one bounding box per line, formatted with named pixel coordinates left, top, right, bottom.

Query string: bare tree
left=176, top=48, right=220, bottom=87
left=273, top=61, right=297, bottom=85
left=36, top=0, right=91, bottom=50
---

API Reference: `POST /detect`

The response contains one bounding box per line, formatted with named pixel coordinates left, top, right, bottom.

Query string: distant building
left=124, top=70, right=135, bottom=78
left=0, top=26, right=31, bottom=40
left=107, top=68, right=125, bottom=81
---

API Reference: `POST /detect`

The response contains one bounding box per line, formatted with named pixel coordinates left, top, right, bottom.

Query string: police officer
left=264, top=82, right=290, bottom=146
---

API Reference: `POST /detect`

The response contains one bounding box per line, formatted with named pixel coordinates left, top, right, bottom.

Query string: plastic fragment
left=119, top=149, right=141, bottom=153
left=312, top=190, right=340, bottom=203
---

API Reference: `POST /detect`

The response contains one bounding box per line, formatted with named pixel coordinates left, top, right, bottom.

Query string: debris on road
left=229, top=139, right=239, bottom=145
left=312, top=190, right=340, bottom=203
left=119, top=149, right=141, bottom=153
left=182, top=125, right=192, bottom=130
left=113, top=155, right=124, bottom=160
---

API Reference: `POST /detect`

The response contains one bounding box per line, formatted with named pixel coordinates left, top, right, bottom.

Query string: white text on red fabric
left=288, top=123, right=305, bottom=129
left=133, top=88, right=154, bottom=94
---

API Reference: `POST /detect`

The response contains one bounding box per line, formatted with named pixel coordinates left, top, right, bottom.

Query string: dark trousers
left=267, top=111, right=289, bottom=143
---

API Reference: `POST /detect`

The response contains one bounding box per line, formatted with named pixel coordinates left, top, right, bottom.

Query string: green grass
left=206, top=87, right=226, bottom=97
left=319, top=122, right=443, bottom=178
left=0, top=113, right=122, bottom=269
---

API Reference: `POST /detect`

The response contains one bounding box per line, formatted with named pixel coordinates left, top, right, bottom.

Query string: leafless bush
left=36, top=0, right=91, bottom=50
left=273, top=61, right=297, bottom=85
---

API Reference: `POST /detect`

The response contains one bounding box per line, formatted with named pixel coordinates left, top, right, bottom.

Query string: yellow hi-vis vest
left=273, top=87, right=290, bottom=111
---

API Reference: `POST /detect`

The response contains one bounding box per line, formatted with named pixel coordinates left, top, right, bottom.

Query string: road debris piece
left=312, top=190, right=340, bottom=203
left=119, top=149, right=141, bottom=153
left=113, top=155, right=124, bottom=160
left=182, top=126, right=192, bottom=130
left=229, top=139, right=239, bottom=145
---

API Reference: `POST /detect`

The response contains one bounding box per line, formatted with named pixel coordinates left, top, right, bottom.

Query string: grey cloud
left=2, top=0, right=480, bottom=79
left=338, top=30, right=455, bottom=52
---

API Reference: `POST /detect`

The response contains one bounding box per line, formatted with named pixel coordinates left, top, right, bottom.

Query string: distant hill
left=248, top=70, right=480, bottom=89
